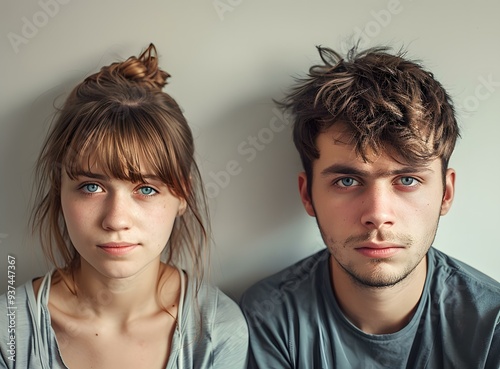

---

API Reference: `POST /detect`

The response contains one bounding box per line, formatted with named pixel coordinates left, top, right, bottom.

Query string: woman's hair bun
left=88, top=43, right=170, bottom=90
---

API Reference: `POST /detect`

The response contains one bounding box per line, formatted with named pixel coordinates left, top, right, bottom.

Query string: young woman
left=0, top=44, right=248, bottom=369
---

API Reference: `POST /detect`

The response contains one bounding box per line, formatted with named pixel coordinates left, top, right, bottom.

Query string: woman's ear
left=176, top=178, right=192, bottom=217
left=177, top=198, right=187, bottom=216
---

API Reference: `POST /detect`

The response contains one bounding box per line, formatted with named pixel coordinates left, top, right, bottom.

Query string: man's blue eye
left=139, top=186, right=156, bottom=196
left=400, top=177, right=416, bottom=186
left=340, top=178, right=355, bottom=187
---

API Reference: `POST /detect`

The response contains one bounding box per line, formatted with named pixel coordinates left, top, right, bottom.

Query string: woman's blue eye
left=83, top=183, right=101, bottom=193
left=139, top=186, right=157, bottom=196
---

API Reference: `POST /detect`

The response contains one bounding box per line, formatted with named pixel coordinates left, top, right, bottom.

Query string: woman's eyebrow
left=71, top=171, right=166, bottom=183
left=71, top=170, right=109, bottom=180
left=142, top=174, right=163, bottom=180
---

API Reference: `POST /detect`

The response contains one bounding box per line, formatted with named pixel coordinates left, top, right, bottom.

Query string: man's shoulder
left=429, top=247, right=500, bottom=311
left=242, top=249, right=329, bottom=297
left=240, top=249, right=329, bottom=316
left=425, top=248, right=500, bottom=367
left=430, top=247, right=500, bottom=291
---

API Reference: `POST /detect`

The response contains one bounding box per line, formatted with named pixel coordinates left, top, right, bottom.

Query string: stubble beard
left=314, top=214, right=441, bottom=289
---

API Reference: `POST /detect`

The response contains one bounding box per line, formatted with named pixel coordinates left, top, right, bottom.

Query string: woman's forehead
left=65, top=150, right=160, bottom=180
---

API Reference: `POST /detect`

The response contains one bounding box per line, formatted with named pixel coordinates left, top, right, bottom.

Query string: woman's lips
left=97, top=242, right=138, bottom=255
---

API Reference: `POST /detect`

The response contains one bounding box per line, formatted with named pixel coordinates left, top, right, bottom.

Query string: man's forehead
left=315, top=124, right=440, bottom=171
left=317, top=124, right=370, bottom=160
left=320, top=122, right=354, bottom=145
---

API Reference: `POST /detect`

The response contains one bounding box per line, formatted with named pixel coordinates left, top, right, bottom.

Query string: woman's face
left=60, top=165, right=185, bottom=280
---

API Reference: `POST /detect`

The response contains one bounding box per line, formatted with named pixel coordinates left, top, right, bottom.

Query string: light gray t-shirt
left=240, top=247, right=500, bottom=369
left=0, top=270, right=248, bottom=369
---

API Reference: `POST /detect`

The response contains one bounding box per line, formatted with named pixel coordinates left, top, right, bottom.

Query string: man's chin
left=344, top=266, right=411, bottom=289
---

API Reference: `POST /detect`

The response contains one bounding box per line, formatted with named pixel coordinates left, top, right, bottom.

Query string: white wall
left=1, top=0, right=499, bottom=298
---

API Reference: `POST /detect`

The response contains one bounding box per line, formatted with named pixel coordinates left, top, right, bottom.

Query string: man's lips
left=355, top=243, right=404, bottom=258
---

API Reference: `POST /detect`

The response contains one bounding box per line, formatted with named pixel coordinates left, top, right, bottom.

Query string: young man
left=240, top=46, right=500, bottom=368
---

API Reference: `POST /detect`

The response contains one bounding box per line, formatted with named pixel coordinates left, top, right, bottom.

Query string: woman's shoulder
left=0, top=271, right=53, bottom=321
left=179, top=276, right=249, bottom=365
left=0, top=274, right=42, bottom=307
left=0, top=274, right=52, bottom=368
left=186, top=277, right=239, bottom=310
left=183, top=275, right=247, bottom=330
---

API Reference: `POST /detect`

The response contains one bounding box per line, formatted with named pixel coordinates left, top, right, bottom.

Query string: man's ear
left=440, top=168, right=455, bottom=216
left=298, top=172, right=316, bottom=217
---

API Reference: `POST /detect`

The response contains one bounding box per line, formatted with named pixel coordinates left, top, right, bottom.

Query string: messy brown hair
left=280, top=46, right=460, bottom=195
left=31, top=44, right=209, bottom=289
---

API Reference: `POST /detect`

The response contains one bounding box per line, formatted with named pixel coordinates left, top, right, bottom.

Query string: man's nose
left=359, top=184, right=396, bottom=230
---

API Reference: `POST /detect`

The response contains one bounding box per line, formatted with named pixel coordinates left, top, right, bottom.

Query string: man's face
left=298, top=124, right=455, bottom=288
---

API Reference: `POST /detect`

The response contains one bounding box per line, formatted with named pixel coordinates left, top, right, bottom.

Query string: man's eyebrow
left=320, top=164, right=434, bottom=177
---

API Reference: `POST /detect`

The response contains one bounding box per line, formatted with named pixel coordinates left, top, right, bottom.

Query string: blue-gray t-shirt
left=240, top=247, right=500, bottom=369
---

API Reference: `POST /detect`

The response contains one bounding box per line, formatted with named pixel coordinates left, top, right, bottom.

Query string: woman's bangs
left=64, top=112, right=176, bottom=185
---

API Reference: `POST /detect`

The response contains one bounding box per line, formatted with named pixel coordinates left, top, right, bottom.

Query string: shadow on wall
left=195, top=97, right=316, bottom=298
left=0, top=79, right=78, bottom=294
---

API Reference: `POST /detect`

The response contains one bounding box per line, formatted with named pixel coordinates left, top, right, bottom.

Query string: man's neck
left=330, top=255, right=427, bottom=335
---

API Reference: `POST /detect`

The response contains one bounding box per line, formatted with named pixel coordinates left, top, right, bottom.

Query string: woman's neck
left=65, top=261, right=180, bottom=323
